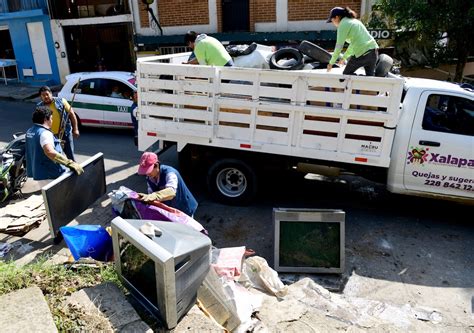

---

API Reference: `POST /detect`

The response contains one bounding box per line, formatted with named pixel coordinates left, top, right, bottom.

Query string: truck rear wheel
left=207, top=158, right=257, bottom=205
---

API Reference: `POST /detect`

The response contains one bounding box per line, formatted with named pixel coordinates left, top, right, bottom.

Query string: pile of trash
left=0, top=194, right=45, bottom=235
left=198, top=246, right=288, bottom=332
left=228, top=40, right=395, bottom=77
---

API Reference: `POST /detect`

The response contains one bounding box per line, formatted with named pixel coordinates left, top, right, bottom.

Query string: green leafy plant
left=374, top=0, right=474, bottom=81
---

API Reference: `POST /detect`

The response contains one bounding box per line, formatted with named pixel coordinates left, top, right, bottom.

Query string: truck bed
left=137, top=53, right=404, bottom=168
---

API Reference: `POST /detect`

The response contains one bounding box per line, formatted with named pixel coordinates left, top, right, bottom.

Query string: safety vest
left=26, top=124, right=67, bottom=180
left=146, top=164, right=198, bottom=217
left=37, top=97, right=72, bottom=134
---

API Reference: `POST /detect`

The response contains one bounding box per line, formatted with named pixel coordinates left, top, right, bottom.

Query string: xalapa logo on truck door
left=407, top=146, right=474, bottom=168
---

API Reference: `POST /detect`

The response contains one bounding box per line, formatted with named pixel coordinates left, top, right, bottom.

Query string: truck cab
left=387, top=78, right=474, bottom=201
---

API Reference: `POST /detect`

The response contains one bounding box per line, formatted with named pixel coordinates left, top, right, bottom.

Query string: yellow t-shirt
left=47, top=98, right=71, bottom=135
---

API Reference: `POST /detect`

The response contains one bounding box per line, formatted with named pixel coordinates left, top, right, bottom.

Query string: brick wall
left=253, top=0, right=276, bottom=23
left=288, top=0, right=361, bottom=21
left=138, top=0, right=149, bottom=28
left=158, top=0, right=209, bottom=27
left=217, top=0, right=222, bottom=32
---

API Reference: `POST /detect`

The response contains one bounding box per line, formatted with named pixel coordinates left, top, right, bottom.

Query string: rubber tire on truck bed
left=375, top=54, right=394, bottom=77
left=298, top=40, right=332, bottom=64
left=207, top=158, right=257, bottom=205
left=269, top=48, right=305, bottom=70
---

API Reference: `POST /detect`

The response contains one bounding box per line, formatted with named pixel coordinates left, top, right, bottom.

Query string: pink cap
left=137, top=152, right=158, bottom=175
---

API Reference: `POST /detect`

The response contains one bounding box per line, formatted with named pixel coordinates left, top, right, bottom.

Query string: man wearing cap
left=137, top=152, right=198, bottom=217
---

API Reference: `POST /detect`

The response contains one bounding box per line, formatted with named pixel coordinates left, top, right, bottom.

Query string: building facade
left=48, top=0, right=135, bottom=83
left=132, top=0, right=374, bottom=53
left=0, top=0, right=60, bottom=85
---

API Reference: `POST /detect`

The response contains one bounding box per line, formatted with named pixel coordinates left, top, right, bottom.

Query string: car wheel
left=298, top=40, right=332, bottom=64
left=269, top=48, right=305, bottom=70
left=375, top=54, right=394, bottom=77
left=207, top=158, right=257, bottom=205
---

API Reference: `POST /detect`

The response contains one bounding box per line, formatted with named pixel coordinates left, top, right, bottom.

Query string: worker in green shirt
left=184, top=31, right=233, bottom=67
left=326, top=7, right=379, bottom=76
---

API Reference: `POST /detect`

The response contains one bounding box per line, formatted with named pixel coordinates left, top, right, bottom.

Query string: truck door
left=404, top=91, right=474, bottom=199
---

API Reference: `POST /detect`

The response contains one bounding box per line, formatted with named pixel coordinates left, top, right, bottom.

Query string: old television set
left=42, top=153, right=106, bottom=239
left=111, top=217, right=211, bottom=329
left=273, top=208, right=345, bottom=274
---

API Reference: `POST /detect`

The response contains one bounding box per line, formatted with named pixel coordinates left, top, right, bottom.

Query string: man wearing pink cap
left=137, top=152, right=198, bottom=217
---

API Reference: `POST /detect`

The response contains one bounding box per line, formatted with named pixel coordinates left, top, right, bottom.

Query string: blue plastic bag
left=60, top=225, right=113, bottom=261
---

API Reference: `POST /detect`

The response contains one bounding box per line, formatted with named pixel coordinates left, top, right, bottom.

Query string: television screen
left=119, top=237, right=158, bottom=307
left=41, top=153, right=106, bottom=238
left=111, top=217, right=211, bottom=329
left=273, top=208, right=345, bottom=274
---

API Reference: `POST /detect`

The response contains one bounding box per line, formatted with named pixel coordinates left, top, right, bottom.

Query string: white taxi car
left=58, top=71, right=136, bottom=129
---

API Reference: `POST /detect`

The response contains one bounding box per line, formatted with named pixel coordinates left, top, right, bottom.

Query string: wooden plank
left=345, top=123, right=385, bottom=137
left=142, top=91, right=213, bottom=108
left=254, top=130, right=289, bottom=145
left=219, top=111, right=251, bottom=124
left=219, top=83, right=254, bottom=96
left=216, top=125, right=251, bottom=140
left=145, top=106, right=213, bottom=122
left=259, top=86, right=294, bottom=100
left=142, top=118, right=213, bottom=138
left=255, top=115, right=290, bottom=128
left=300, top=135, right=338, bottom=151
left=302, top=120, right=341, bottom=133
left=141, top=78, right=213, bottom=94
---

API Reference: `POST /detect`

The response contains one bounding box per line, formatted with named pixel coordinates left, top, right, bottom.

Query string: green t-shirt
left=329, top=17, right=378, bottom=65
left=194, top=36, right=232, bottom=66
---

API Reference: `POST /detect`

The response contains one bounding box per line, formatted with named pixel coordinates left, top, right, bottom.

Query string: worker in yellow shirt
left=37, top=86, right=80, bottom=161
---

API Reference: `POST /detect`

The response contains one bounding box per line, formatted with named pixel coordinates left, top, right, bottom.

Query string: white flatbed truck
left=136, top=53, right=474, bottom=204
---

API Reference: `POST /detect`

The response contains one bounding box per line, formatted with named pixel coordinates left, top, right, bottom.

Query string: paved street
left=1, top=99, right=473, bottom=330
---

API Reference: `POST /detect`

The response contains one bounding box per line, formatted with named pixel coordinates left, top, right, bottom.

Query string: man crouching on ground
left=137, top=152, right=198, bottom=217
left=26, top=106, right=84, bottom=181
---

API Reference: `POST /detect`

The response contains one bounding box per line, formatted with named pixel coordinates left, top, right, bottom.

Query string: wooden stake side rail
left=137, top=54, right=404, bottom=168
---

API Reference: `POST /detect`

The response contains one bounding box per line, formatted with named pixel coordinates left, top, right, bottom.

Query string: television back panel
left=41, top=153, right=106, bottom=238
left=273, top=208, right=345, bottom=274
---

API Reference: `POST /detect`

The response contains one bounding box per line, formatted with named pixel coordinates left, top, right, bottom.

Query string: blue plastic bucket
left=60, top=225, right=113, bottom=261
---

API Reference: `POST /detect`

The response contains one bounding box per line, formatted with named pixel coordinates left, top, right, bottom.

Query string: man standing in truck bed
left=184, top=31, right=233, bottom=67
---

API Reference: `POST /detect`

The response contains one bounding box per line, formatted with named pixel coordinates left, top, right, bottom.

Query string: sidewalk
left=0, top=82, right=62, bottom=101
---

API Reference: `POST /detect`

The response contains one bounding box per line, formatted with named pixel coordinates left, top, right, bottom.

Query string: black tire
left=375, top=54, right=394, bottom=77
left=207, top=158, right=257, bottom=205
left=269, top=48, right=304, bottom=70
left=298, top=40, right=332, bottom=64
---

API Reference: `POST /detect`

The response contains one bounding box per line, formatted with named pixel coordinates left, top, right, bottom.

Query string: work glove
left=53, top=153, right=84, bottom=175
left=138, top=187, right=176, bottom=202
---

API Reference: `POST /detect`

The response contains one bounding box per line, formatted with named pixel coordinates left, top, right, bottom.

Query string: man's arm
left=42, top=143, right=83, bottom=175
left=43, top=143, right=60, bottom=161
left=63, top=99, right=80, bottom=138
left=68, top=108, right=80, bottom=138
left=139, top=171, right=177, bottom=202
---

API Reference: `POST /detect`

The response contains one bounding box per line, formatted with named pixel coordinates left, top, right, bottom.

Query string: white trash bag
left=239, top=256, right=288, bottom=298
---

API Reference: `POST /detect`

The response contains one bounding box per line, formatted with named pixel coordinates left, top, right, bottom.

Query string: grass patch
left=0, top=256, right=122, bottom=331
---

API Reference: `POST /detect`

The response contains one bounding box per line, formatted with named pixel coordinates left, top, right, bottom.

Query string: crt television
left=111, top=217, right=211, bottom=329
left=42, top=153, right=106, bottom=238
left=273, top=208, right=345, bottom=274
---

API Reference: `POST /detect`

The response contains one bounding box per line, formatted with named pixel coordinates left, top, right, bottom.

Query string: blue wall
left=0, top=9, right=60, bottom=85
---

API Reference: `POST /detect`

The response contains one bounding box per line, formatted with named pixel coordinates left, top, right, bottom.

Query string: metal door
left=26, top=21, right=52, bottom=74
left=222, top=0, right=249, bottom=32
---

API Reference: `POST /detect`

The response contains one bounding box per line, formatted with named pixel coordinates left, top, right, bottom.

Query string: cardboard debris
left=0, top=195, right=45, bottom=235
